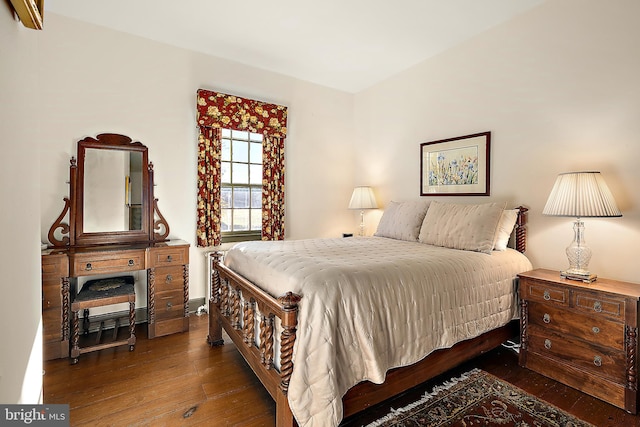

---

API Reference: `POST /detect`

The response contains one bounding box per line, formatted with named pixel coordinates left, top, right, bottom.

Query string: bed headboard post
left=515, top=206, right=528, bottom=253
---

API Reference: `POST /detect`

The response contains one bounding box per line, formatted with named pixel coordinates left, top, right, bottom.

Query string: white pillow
left=418, top=201, right=506, bottom=254
left=493, top=209, right=519, bottom=251
left=374, top=200, right=431, bottom=241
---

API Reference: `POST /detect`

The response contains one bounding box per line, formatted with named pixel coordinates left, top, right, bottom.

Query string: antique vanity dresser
left=42, top=134, right=190, bottom=361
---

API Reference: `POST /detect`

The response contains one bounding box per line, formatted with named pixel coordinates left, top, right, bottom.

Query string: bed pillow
left=418, top=201, right=506, bottom=254
left=493, top=209, right=519, bottom=251
left=374, top=200, right=431, bottom=241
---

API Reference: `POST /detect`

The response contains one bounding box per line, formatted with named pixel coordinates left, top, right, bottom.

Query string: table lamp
left=542, top=171, right=621, bottom=283
left=348, top=186, right=378, bottom=236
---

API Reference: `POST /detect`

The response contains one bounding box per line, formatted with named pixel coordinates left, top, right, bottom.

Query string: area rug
left=366, top=368, right=593, bottom=426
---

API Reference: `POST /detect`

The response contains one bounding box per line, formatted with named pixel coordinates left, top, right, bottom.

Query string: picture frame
left=420, top=131, right=491, bottom=196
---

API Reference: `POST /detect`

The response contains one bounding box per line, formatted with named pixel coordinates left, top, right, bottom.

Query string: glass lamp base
left=560, top=270, right=597, bottom=283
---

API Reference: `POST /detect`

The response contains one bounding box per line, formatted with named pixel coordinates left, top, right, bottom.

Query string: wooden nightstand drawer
left=521, top=280, right=568, bottom=305
left=528, top=301, right=624, bottom=349
left=573, top=291, right=624, bottom=320
left=528, top=330, right=625, bottom=383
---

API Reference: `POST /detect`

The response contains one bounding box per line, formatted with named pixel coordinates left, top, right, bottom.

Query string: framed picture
left=420, top=131, right=490, bottom=196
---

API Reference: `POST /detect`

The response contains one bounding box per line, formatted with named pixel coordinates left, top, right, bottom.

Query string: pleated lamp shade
left=543, top=172, right=621, bottom=218
left=348, top=186, right=378, bottom=210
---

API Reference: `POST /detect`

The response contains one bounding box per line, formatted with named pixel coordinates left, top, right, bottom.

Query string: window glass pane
left=250, top=164, right=262, bottom=185
left=250, top=142, right=262, bottom=164
left=232, top=139, right=249, bottom=163
left=221, top=128, right=266, bottom=238
left=220, top=209, right=231, bottom=232
left=232, top=163, right=249, bottom=184
left=233, top=187, right=250, bottom=208
left=251, top=209, right=262, bottom=231
left=221, top=138, right=231, bottom=162
left=221, top=162, right=231, bottom=184
left=232, top=130, right=249, bottom=141
left=251, top=187, right=262, bottom=208
left=232, top=209, right=250, bottom=231
left=221, top=186, right=232, bottom=209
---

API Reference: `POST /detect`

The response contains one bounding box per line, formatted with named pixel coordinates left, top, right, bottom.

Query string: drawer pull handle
left=543, top=313, right=551, bottom=324
left=544, top=339, right=552, bottom=350
left=166, top=274, right=173, bottom=283
left=167, top=255, right=173, bottom=262
left=85, top=263, right=92, bottom=271
left=166, top=302, right=173, bottom=310
left=128, top=259, right=134, bottom=266
left=594, top=355, right=602, bottom=367
left=543, top=290, right=551, bottom=301
left=592, top=326, right=600, bottom=334
left=593, top=301, right=602, bottom=313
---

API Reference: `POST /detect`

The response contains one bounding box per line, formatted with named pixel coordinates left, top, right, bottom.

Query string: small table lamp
left=348, top=186, right=378, bottom=236
left=543, top=171, right=622, bottom=283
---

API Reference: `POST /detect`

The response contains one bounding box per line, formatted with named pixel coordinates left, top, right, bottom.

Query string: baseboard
left=80, top=297, right=207, bottom=332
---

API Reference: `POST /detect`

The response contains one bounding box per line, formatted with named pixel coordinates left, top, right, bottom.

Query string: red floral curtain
left=196, top=127, right=222, bottom=247
left=196, top=89, right=288, bottom=247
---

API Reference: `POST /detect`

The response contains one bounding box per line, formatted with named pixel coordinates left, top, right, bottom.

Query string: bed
left=208, top=201, right=532, bottom=427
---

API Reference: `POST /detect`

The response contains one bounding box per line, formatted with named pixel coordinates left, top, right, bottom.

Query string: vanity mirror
left=47, top=133, right=170, bottom=247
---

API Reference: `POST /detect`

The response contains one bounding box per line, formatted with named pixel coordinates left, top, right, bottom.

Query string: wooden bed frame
left=208, top=206, right=529, bottom=426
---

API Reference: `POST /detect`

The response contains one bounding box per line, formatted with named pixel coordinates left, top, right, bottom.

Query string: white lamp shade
left=543, top=171, right=622, bottom=218
left=348, top=186, right=378, bottom=210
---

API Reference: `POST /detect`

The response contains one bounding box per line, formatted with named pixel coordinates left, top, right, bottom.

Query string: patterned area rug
left=366, top=369, right=593, bottom=426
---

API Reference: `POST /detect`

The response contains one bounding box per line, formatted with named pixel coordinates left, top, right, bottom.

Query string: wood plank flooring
left=44, top=315, right=640, bottom=426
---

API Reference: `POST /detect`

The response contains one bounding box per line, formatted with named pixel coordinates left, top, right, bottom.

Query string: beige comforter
left=224, top=236, right=532, bottom=427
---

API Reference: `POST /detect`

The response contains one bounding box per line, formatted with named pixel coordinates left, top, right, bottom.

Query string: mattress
left=224, top=236, right=532, bottom=427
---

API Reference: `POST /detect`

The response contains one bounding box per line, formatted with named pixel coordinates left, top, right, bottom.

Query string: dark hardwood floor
left=44, top=315, right=640, bottom=426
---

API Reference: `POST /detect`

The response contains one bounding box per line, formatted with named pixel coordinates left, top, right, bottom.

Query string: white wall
left=354, top=0, right=640, bottom=283
left=36, top=13, right=356, bottom=306
left=0, top=6, right=43, bottom=403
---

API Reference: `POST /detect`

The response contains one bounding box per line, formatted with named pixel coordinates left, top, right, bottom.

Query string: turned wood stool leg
left=128, top=301, right=136, bottom=351
left=71, top=308, right=80, bottom=364
left=83, top=308, right=90, bottom=335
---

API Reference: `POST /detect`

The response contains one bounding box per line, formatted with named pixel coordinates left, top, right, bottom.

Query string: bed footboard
left=208, top=252, right=300, bottom=426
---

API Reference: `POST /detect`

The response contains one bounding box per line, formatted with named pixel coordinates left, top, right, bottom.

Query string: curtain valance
left=196, top=89, right=287, bottom=138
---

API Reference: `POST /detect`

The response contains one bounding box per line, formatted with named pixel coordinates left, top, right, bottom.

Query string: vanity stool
left=70, top=276, right=136, bottom=364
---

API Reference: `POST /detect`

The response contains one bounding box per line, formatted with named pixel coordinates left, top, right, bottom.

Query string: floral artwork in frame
left=420, top=131, right=490, bottom=196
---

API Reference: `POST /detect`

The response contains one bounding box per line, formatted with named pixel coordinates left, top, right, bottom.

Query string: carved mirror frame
left=48, top=133, right=170, bottom=247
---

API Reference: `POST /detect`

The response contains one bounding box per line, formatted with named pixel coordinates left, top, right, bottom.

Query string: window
left=220, top=129, right=263, bottom=242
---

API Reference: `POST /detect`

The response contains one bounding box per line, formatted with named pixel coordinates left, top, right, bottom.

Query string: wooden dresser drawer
left=527, top=331, right=625, bottom=383
left=147, top=245, right=188, bottom=268
left=154, top=289, right=185, bottom=320
left=42, top=283, right=63, bottom=310
left=153, top=265, right=185, bottom=293
left=573, top=291, right=625, bottom=321
left=521, top=279, right=568, bottom=306
left=527, top=301, right=624, bottom=349
left=42, top=254, right=68, bottom=276
left=71, top=249, right=145, bottom=276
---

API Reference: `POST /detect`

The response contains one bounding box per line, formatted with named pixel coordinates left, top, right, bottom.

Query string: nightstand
left=518, top=268, right=640, bottom=413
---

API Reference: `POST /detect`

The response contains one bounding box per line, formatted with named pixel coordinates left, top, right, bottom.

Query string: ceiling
left=45, top=0, right=545, bottom=93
